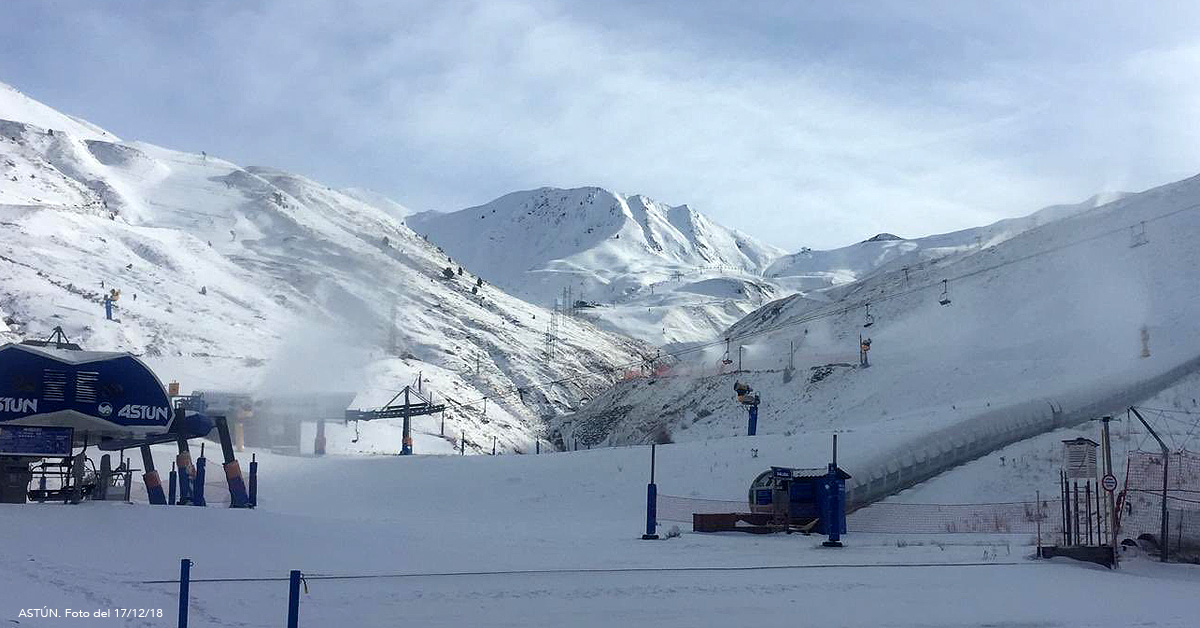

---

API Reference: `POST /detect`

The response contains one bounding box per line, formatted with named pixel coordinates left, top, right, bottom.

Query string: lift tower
left=346, top=386, right=446, bottom=455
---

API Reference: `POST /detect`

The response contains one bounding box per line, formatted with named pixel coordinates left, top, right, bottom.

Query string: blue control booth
left=0, top=336, right=225, bottom=505
left=0, top=342, right=214, bottom=449
left=748, top=464, right=851, bottom=539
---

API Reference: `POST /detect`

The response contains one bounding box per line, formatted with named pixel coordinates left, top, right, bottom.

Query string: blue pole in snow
left=178, top=558, right=192, bottom=628
left=168, top=463, right=177, bottom=506
left=747, top=405, right=758, bottom=436
left=177, top=462, right=192, bottom=505
left=248, top=454, right=258, bottom=508
left=104, top=298, right=113, bottom=321
left=193, top=453, right=207, bottom=507
left=822, top=434, right=844, bottom=548
left=642, top=444, right=659, bottom=539
left=286, top=570, right=302, bottom=628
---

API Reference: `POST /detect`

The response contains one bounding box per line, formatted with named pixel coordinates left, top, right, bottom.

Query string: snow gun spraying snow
left=734, top=380, right=760, bottom=436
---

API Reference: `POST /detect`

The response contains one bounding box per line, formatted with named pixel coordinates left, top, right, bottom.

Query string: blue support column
left=223, top=460, right=250, bottom=508
left=213, top=416, right=249, bottom=507
left=140, top=446, right=167, bottom=505
left=642, top=444, right=659, bottom=540
left=178, top=558, right=192, bottom=628
left=168, top=463, right=177, bottom=506
left=747, top=405, right=758, bottom=436
left=193, top=453, right=207, bottom=507
left=287, top=570, right=302, bottom=628
left=177, top=460, right=193, bottom=505
left=248, top=454, right=258, bottom=508
left=822, top=435, right=845, bottom=547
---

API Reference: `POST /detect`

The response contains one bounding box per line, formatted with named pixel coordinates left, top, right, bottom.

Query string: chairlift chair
left=1130, top=221, right=1148, bottom=248
left=863, top=303, right=874, bottom=328
left=721, top=338, right=734, bottom=365
left=938, top=279, right=952, bottom=306
left=351, top=421, right=360, bottom=443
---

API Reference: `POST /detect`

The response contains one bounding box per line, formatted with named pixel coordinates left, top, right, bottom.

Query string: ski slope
left=765, top=193, right=1129, bottom=291
left=564, top=172, right=1200, bottom=504
left=0, top=80, right=653, bottom=455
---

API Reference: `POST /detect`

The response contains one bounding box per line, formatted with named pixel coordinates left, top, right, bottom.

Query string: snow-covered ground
left=2, top=441, right=1198, bottom=627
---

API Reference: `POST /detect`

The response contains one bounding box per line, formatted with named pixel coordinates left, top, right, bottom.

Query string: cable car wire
left=386, top=200, right=1200, bottom=412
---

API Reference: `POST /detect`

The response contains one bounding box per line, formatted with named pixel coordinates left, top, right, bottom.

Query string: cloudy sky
left=3, top=0, right=1199, bottom=249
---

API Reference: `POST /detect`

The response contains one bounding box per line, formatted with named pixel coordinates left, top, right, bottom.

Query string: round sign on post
left=1102, top=474, right=1118, bottom=492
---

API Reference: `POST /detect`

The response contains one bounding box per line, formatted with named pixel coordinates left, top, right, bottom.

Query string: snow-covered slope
left=0, top=83, right=117, bottom=143
left=766, top=193, right=1130, bottom=290
left=562, top=173, right=1200, bottom=497
left=341, top=186, right=412, bottom=219
left=0, top=80, right=652, bottom=454
left=408, top=187, right=786, bottom=345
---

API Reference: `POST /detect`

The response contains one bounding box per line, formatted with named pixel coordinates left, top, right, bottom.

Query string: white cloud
left=6, top=0, right=1200, bottom=249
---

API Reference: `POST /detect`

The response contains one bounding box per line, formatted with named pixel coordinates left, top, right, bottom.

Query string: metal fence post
left=248, top=454, right=258, bottom=508
left=193, top=452, right=207, bottom=507
left=169, top=462, right=178, bottom=506
left=178, top=558, right=192, bottom=628
left=287, top=570, right=302, bottom=628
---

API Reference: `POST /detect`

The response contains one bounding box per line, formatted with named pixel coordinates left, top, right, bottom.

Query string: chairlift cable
left=373, top=201, right=1200, bottom=411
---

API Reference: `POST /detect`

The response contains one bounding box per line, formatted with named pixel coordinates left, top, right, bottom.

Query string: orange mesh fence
left=660, top=494, right=1057, bottom=535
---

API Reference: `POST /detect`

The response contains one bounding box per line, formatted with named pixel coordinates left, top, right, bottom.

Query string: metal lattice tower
left=546, top=298, right=561, bottom=360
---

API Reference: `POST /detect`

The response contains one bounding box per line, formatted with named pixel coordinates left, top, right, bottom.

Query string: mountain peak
left=863, top=233, right=904, bottom=243
left=0, top=81, right=118, bottom=142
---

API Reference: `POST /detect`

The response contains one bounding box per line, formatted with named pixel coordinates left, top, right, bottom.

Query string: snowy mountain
left=0, top=80, right=653, bottom=455
left=408, top=187, right=786, bottom=346
left=341, top=186, right=413, bottom=219
left=561, top=172, right=1200, bottom=496
left=766, top=192, right=1130, bottom=290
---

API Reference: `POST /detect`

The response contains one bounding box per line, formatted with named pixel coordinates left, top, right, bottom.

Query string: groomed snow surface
left=3, top=441, right=1199, bottom=628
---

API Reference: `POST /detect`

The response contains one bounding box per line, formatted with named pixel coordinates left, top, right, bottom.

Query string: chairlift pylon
left=863, top=303, right=874, bottom=328
left=939, top=279, right=952, bottom=306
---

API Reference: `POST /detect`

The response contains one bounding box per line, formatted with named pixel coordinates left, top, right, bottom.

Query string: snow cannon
left=733, top=381, right=760, bottom=436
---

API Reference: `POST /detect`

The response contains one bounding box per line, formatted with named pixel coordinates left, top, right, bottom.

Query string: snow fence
left=844, top=354, right=1200, bottom=510
left=1122, top=448, right=1200, bottom=553
left=659, top=494, right=1056, bottom=535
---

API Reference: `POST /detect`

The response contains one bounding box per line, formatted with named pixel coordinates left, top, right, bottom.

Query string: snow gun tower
left=0, top=327, right=253, bottom=508
left=734, top=380, right=760, bottom=436
left=345, top=385, right=445, bottom=455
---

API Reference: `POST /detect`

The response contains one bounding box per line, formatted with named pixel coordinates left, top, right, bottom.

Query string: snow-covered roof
left=2, top=342, right=129, bottom=364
